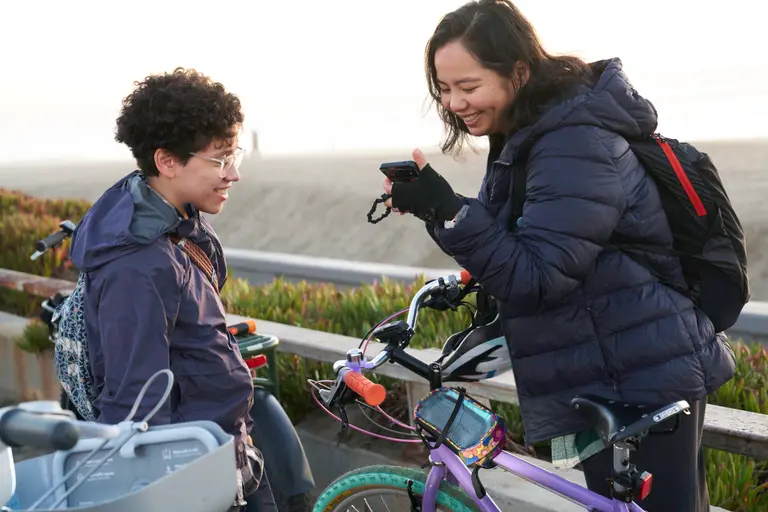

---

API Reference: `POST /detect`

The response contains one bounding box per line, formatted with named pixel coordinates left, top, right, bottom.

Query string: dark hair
left=114, top=67, right=244, bottom=176
left=425, top=0, right=591, bottom=155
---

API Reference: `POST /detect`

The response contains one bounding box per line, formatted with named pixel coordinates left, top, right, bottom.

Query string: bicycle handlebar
left=321, top=269, right=473, bottom=408
left=342, top=369, right=386, bottom=406
left=35, top=229, right=69, bottom=254
left=30, top=219, right=77, bottom=261
left=366, top=268, right=472, bottom=370
left=0, top=404, right=122, bottom=453
left=0, top=408, right=79, bottom=451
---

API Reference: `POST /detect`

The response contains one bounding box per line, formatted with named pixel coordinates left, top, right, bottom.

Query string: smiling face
left=434, top=40, right=518, bottom=137
left=152, top=134, right=242, bottom=215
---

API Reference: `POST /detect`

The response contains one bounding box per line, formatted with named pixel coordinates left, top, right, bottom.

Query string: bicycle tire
left=312, top=464, right=479, bottom=512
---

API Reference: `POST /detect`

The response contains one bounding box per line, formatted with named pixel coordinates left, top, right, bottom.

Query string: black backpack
left=509, top=133, right=749, bottom=332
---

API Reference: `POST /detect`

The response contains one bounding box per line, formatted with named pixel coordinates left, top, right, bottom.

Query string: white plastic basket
left=9, top=420, right=237, bottom=512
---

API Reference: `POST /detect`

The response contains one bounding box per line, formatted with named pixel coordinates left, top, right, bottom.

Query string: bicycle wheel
left=312, top=465, right=479, bottom=512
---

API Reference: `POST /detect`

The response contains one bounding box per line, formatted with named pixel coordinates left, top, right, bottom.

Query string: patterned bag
left=53, top=271, right=97, bottom=421
left=413, top=387, right=506, bottom=468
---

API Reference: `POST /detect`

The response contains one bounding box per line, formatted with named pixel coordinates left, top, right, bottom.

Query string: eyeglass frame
left=189, top=147, right=245, bottom=177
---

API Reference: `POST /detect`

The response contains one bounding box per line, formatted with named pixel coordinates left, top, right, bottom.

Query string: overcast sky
left=0, top=0, right=764, bottom=163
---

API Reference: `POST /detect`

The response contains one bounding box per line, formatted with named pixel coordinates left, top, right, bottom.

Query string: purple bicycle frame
left=346, top=316, right=646, bottom=511
left=419, top=444, right=646, bottom=512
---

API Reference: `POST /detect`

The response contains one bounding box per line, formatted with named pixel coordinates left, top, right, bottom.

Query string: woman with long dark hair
left=382, top=1, right=735, bottom=510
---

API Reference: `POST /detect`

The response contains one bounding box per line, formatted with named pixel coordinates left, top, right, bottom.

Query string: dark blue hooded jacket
left=69, top=171, right=254, bottom=446
left=432, top=59, right=735, bottom=444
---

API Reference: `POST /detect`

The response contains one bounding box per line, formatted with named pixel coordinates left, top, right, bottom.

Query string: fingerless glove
left=391, top=164, right=464, bottom=223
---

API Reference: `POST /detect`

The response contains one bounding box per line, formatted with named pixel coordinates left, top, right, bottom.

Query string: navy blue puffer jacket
left=432, top=58, right=735, bottom=444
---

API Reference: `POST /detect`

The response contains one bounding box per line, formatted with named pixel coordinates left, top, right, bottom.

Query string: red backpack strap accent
left=655, top=138, right=707, bottom=216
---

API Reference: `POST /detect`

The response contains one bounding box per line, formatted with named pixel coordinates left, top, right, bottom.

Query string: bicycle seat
left=571, top=395, right=690, bottom=447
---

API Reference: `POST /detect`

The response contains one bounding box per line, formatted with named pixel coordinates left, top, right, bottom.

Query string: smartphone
left=380, top=160, right=420, bottom=182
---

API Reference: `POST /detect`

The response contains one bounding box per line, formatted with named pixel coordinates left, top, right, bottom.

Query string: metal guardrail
left=3, top=247, right=768, bottom=343
left=224, top=248, right=457, bottom=287
left=728, top=301, right=768, bottom=344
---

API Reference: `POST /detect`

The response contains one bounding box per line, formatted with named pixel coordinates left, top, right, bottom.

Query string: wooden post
left=37, top=351, right=58, bottom=400
left=12, top=344, right=32, bottom=401
left=406, top=381, right=430, bottom=427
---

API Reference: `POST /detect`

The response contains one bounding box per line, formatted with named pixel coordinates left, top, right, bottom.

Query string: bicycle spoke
left=330, top=489, right=457, bottom=511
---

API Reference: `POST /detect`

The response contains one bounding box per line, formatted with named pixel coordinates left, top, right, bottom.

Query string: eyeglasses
left=190, top=147, right=245, bottom=177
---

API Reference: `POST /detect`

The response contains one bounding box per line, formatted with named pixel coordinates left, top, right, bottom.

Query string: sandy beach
left=2, top=139, right=768, bottom=299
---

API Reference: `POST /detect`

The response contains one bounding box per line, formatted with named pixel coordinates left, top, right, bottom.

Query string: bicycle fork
left=420, top=462, right=447, bottom=512
left=420, top=451, right=503, bottom=512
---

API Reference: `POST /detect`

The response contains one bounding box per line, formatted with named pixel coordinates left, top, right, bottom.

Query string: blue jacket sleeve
left=95, top=265, right=179, bottom=425
left=435, top=126, right=626, bottom=309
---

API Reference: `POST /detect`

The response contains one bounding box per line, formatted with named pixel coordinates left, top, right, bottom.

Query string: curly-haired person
left=67, top=68, right=278, bottom=511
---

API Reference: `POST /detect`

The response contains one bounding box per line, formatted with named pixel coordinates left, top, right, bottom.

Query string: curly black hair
left=115, top=67, right=244, bottom=176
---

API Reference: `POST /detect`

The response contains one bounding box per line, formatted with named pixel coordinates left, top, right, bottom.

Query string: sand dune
left=2, top=139, right=767, bottom=299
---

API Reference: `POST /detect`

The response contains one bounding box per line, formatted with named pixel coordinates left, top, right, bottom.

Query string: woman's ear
left=514, top=61, right=530, bottom=88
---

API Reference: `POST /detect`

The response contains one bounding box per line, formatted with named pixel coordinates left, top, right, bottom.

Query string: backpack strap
left=169, top=234, right=219, bottom=293
left=507, top=142, right=534, bottom=232
left=508, top=166, right=527, bottom=231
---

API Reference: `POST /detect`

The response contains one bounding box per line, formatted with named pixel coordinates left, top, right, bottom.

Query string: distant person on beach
left=381, top=1, right=735, bottom=510
left=63, top=68, right=276, bottom=511
left=252, top=130, right=259, bottom=155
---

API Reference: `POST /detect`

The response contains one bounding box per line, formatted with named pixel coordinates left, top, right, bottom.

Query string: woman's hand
left=382, top=148, right=463, bottom=223
left=381, top=175, right=402, bottom=215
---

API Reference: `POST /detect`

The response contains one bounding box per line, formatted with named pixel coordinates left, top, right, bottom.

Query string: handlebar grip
left=228, top=318, right=257, bottom=336
left=343, top=371, right=386, bottom=407
left=35, top=229, right=69, bottom=253
left=0, top=408, right=78, bottom=451
left=459, top=269, right=472, bottom=285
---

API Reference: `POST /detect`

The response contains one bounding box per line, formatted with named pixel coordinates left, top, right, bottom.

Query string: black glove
left=391, top=164, right=464, bottom=223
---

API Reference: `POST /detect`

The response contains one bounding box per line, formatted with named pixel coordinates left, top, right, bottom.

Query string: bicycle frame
left=321, top=272, right=648, bottom=512
left=420, top=444, right=645, bottom=512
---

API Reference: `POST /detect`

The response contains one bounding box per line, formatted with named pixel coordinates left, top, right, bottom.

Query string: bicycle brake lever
left=339, top=405, right=349, bottom=430
left=423, top=295, right=458, bottom=312
left=423, top=283, right=465, bottom=311
left=334, top=405, right=352, bottom=448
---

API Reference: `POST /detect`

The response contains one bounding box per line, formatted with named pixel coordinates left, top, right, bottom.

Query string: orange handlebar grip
left=343, top=371, right=386, bottom=407
left=228, top=318, right=257, bottom=336
left=459, top=269, right=472, bottom=285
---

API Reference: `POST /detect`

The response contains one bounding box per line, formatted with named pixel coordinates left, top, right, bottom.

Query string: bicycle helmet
left=438, top=309, right=512, bottom=382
